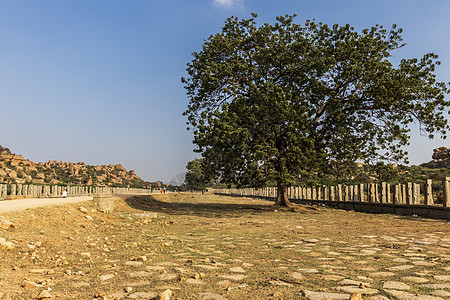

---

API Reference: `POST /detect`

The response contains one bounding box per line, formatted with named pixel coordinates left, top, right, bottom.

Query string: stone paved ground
left=0, top=193, right=448, bottom=299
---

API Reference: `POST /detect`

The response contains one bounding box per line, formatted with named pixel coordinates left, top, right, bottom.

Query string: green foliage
left=183, top=14, right=449, bottom=204
left=185, top=158, right=210, bottom=191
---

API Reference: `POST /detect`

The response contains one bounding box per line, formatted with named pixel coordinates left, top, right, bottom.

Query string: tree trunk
left=274, top=183, right=292, bottom=206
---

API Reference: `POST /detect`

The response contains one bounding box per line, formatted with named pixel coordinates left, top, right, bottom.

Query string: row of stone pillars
left=226, top=177, right=450, bottom=207
left=0, top=184, right=152, bottom=198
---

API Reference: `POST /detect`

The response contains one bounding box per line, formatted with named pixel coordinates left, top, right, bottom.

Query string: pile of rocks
left=432, top=147, right=450, bottom=160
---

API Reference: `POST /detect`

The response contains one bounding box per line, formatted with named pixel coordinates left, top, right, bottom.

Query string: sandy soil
left=0, top=196, right=93, bottom=213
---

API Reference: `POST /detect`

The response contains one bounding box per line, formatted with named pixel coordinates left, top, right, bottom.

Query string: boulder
left=0, top=219, right=15, bottom=229
left=432, top=147, right=450, bottom=160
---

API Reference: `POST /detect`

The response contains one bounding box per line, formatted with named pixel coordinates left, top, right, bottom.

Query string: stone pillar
left=337, top=185, right=342, bottom=202
left=407, top=183, right=413, bottom=205
left=443, top=177, right=450, bottom=208
left=11, top=185, right=16, bottom=196
left=349, top=185, right=354, bottom=202
left=386, top=183, right=391, bottom=203
left=381, top=182, right=387, bottom=203
left=402, top=184, right=406, bottom=204
left=368, top=184, right=374, bottom=203
left=359, top=184, right=364, bottom=202
left=413, top=183, right=420, bottom=205
left=329, top=186, right=335, bottom=201
left=17, top=184, right=22, bottom=196
left=425, top=179, right=433, bottom=205
left=323, top=186, right=328, bottom=201
left=394, top=184, right=400, bottom=204
left=352, top=185, right=358, bottom=201
left=374, top=183, right=380, bottom=203
left=343, top=185, right=350, bottom=202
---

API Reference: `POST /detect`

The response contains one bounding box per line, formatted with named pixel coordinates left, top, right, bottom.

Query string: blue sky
left=0, top=0, right=449, bottom=182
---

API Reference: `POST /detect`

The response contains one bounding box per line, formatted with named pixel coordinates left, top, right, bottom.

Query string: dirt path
left=0, top=196, right=93, bottom=213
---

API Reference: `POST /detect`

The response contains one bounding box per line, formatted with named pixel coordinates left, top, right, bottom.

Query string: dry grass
left=0, top=192, right=448, bottom=299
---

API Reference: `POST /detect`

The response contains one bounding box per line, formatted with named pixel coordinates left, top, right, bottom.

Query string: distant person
left=62, top=189, right=67, bottom=198
left=163, top=187, right=166, bottom=194
left=160, top=188, right=163, bottom=194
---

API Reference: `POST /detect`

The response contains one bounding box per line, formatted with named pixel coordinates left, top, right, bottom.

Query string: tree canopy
left=184, top=158, right=209, bottom=192
left=182, top=14, right=449, bottom=206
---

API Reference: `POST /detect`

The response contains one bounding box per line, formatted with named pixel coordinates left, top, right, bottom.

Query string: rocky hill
left=421, top=146, right=450, bottom=169
left=0, top=145, right=150, bottom=188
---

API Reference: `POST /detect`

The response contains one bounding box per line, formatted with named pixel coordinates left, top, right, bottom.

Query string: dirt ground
left=0, top=193, right=448, bottom=299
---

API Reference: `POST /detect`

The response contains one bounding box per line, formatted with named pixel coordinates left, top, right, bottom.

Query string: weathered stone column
left=368, top=184, right=374, bottom=203
left=329, top=186, right=335, bottom=201
left=394, top=184, right=400, bottom=204
left=336, top=184, right=342, bottom=202
left=425, top=179, right=433, bottom=205
left=413, top=183, right=420, bottom=205
left=407, top=183, right=413, bottom=205
left=386, top=183, right=391, bottom=203
left=352, top=185, right=357, bottom=201
left=443, top=177, right=450, bottom=208
left=11, top=185, right=16, bottom=196
left=381, top=182, right=387, bottom=203
left=344, top=186, right=349, bottom=201
left=350, top=185, right=355, bottom=202
left=323, top=185, right=328, bottom=201
left=359, top=184, right=364, bottom=202
left=374, top=183, right=380, bottom=203
left=401, top=184, right=407, bottom=204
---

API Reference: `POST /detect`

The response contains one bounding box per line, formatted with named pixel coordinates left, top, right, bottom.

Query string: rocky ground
left=0, top=193, right=449, bottom=299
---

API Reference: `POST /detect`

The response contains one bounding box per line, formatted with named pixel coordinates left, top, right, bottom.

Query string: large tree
left=182, top=14, right=449, bottom=206
left=185, top=158, right=210, bottom=192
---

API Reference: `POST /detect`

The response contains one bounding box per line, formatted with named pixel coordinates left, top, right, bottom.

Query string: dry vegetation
left=0, top=193, right=449, bottom=299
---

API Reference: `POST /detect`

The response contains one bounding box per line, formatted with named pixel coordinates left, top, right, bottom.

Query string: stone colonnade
left=225, top=177, right=450, bottom=208
left=0, top=184, right=151, bottom=198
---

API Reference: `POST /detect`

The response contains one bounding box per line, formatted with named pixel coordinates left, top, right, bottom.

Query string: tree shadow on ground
left=121, top=194, right=318, bottom=219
